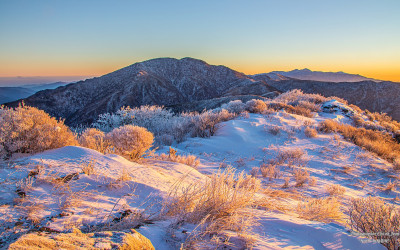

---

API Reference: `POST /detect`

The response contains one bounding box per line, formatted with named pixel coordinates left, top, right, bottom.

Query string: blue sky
left=0, top=0, right=399, bottom=81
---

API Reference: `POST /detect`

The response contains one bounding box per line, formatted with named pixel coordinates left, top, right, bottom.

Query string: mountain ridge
left=6, top=57, right=278, bottom=126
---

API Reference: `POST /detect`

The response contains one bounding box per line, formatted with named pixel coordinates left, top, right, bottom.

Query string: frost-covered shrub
left=191, top=109, right=235, bottom=138
left=78, top=128, right=108, bottom=153
left=349, top=197, right=400, bottom=249
left=106, top=125, right=154, bottom=161
left=93, top=106, right=191, bottom=145
left=245, top=99, right=268, bottom=114
left=221, top=100, right=245, bottom=114
left=0, top=105, right=77, bottom=159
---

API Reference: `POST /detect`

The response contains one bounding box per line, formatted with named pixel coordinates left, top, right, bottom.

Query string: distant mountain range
left=0, top=82, right=68, bottom=104
left=253, top=68, right=379, bottom=83
left=5, top=58, right=400, bottom=124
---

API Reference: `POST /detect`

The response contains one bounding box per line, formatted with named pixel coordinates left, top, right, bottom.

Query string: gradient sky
left=1, top=0, right=399, bottom=82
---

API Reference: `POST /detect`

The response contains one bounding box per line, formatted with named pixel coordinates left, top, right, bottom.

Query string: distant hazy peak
left=269, top=69, right=379, bottom=83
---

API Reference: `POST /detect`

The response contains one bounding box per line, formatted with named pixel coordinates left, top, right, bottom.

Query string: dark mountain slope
left=7, top=58, right=277, bottom=125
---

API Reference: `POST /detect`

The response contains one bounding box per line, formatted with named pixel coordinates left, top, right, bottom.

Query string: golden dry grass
left=319, top=119, right=400, bottom=163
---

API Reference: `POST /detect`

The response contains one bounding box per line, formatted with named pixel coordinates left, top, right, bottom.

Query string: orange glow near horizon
left=0, top=59, right=399, bottom=82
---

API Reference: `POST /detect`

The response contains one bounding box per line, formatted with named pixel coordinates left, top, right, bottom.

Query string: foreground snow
left=1, top=109, right=397, bottom=248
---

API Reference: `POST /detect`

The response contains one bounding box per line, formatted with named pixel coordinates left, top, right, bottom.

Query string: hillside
left=266, top=79, right=400, bottom=122
left=1, top=90, right=399, bottom=249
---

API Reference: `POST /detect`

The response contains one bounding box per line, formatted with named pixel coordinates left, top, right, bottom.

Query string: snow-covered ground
left=1, top=104, right=398, bottom=249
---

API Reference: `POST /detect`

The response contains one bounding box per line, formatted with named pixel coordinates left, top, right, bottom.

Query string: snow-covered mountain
left=7, top=57, right=277, bottom=126
left=268, top=68, right=378, bottom=82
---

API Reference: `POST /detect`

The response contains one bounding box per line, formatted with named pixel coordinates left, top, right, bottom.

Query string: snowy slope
left=1, top=101, right=397, bottom=249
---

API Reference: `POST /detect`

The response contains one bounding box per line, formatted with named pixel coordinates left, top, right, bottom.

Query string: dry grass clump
left=326, top=184, right=346, bottom=196
left=157, top=147, right=200, bottom=168
left=349, top=197, right=400, bottom=249
left=296, top=100, right=321, bottom=112
left=260, top=163, right=280, bottom=181
left=276, top=148, right=307, bottom=167
left=81, top=160, right=96, bottom=176
left=267, top=125, right=281, bottom=135
left=363, top=111, right=400, bottom=134
left=8, top=228, right=155, bottom=250
left=304, top=127, right=318, bottom=138
left=270, top=103, right=313, bottom=118
left=293, top=168, right=310, bottom=187
left=164, top=167, right=260, bottom=248
left=297, top=197, right=344, bottom=223
left=274, top=89, right=329, bottom=105
left=0, top=104, right=77, bottom=159
left=106, top=125, right=154, bottom=161
left=319, top=119, right=400, bottom=163
left=381, top=180, right=397, bottom=193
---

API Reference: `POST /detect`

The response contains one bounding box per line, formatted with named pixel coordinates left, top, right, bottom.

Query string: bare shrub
left=293, top=168, right=310, bottom=187
left=81, top=160, right=96, bottom=176
left=106, top=125, right=154, bottom=161
left=157, top=147, right=200, bottom=168
left=297, top=197, right=344, bottom=223
left=163, top=167, right=260, bottom=248
left=78, top=128, right=109, bottom=153
left=309, top=176, right=317, bottom=186
left=393, top=159, right=400, bottom=171
left=349, top=197, right=400, bottom=249
left=319, top=119, right=400, bottom=163
left=267, top=125, right=281, bottom=135
left=0, top=104, right=77, bottom=159
left=382, top=180, right=397, bottom=193
left=277, top=148, right=307, bottom=166
left=282, top=177, right=290, bottom=189
left=250, top=167, right=259, bottom=177
left=234, top=157, right=246, bottom=168
left=326, top=184, right=346, bottom=196
left=260, top=163, right=280, bottom=181
left=304, top=127, right=318, bottom=138
left=245, top=99, right=268, bottom=114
